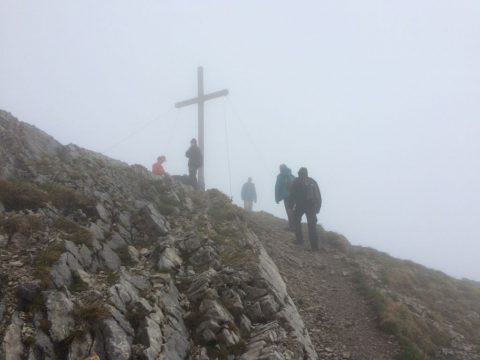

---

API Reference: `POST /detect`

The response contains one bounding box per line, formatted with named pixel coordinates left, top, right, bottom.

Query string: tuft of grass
left=0, top=214, right=43, bottom=238
left=0, top=179, right=96, bottom=217
left=42, top=183, right=96, bottom=217
left=105, top=271, right=119, bottom=286
left=72, top=299, right=111, bottom=335
left=69, top=272, right=89, bottom=293
left=0, top=179, right=47, bottom=211
left=352, top=270, right=428, bottom=360
left=318, top=227, right=351, bottom=252
left=54, top=218, right=94, bottom=246
left=34, top=242, right=65, bottom=288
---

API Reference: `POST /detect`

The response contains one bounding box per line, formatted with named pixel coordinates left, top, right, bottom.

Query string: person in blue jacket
left=275, top=164, right=295, bottom=230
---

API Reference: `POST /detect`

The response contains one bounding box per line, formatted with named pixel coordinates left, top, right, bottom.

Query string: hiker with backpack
left=185, top=138, right=203, bottom=190
left=241, top=177, right=257, bottom=211
left=275, top=164, right=295, bottom=230
left=290, top=167, right=322, bottom=251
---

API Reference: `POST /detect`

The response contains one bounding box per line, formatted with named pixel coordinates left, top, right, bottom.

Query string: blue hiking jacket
left=275, top=165, right=295, bottom=203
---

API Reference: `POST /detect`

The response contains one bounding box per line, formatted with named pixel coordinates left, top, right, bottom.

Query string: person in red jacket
left=152, top=155, right=166, bottom=176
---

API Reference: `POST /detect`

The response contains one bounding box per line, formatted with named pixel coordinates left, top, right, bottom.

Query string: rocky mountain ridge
left=0, top=110, right=316, bottom=359
left=1, top=110, right=479, bottom=360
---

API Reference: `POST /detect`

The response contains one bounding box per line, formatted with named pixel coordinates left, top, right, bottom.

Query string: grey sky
left=1, top=0, right=479, bottom=280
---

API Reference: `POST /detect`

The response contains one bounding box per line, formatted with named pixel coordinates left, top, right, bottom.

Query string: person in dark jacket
left=241, top=177, right=257, bottom=211
left=185, top=138, right=203, bottom=190
left=290, top=167, right=322, bottom=250
left=275, top=164, right=295, bottom=230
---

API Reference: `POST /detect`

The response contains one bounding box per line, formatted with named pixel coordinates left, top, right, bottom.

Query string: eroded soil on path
left=249, top=212, right=400, bottom=360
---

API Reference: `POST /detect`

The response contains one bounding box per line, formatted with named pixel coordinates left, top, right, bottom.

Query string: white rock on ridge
left=45, top=291, right=75, bottom=342
left=138, top=317, right=163, bottom=360
left=141, top=204, right=169, bottom=236
left=97, top=318, right=132, bottom=360
left=99, top=244, right=121, bottom=271
left=156, top=247, right=182, bottom=272
left=2, top=312, right=24, bottom=360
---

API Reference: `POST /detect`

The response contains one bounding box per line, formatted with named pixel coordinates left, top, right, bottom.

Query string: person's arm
left=289, top=180, right=298, bottom=209
left=314, top=181, right=322, bottom=213
left=275, top=176, right=281, bottom=203
left=253, top=185, right=257, bottom=203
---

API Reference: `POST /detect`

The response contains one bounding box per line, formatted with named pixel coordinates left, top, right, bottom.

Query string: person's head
left=248, top=177, right=252, bottom=183
left=157, top=155, right=166, bottom=163
left=298, top=167, right=308, bottom=179
left=190, top=138, right=197, bottom=145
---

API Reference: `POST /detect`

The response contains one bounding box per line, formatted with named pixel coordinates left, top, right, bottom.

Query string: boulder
left=106, top=232, right=127, bottom=250
left=98, top=318, right=132, bottom=360
left=2, top=312, right=24, bottom=360
left=28, top=329, right=54, bottom=360
left=99, top=244, right=121, bottom=271
left=140, top=204, right=169, bottom=236
left=199, top=299, right=233, bottom=324
left=156, top=247, right=182, bottom=272
left=67, top=332, right=93, bottom=360
left=95, top=203, right=110, bottom=223
left=89, top=222, right=105, bottom=241
left=50, top=254, right=71, bottom=288
left=45, top=291, right=75, bottom=342
left=127, top=246, right=140, bottom=263
left=138, top=317, right=163, bottom=360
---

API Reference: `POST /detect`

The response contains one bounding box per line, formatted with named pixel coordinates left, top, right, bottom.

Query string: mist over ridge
left=1, top=0, right=479, bottom=281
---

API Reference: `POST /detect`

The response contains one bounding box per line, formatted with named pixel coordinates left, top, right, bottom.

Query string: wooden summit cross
left=175, top=66, right=229, bottom=190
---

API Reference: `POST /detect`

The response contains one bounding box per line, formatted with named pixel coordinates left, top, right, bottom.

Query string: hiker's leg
left=306, top=210, right=319, bottom=250
left=284, top=197, right=294, bottom=230
left=189, top=167, right=198, bottom=189
left=294, top=209, right=304, bottom=244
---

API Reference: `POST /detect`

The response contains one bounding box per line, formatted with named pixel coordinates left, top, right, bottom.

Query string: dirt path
left=248, top=212, right=400, bottom=360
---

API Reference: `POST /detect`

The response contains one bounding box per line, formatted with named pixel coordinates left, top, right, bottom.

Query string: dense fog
left=1, top=0, right=479, bottom=280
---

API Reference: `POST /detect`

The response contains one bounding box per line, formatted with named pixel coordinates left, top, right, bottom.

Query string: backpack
left=284, top=174, right=294, bottom=192
left=304, top=178, right=321, bottom=211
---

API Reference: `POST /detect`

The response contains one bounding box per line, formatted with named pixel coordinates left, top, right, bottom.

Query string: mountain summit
left=0, top=110, right=479, bottom=360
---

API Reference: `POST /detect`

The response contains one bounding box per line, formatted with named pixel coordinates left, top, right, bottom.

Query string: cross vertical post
left=175, top=66, right=229, bottom=190
left=197, top=67, right=205, bottom=188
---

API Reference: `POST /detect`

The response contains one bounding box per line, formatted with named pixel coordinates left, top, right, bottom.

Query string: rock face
left=0, top=110, right=317, bottom=359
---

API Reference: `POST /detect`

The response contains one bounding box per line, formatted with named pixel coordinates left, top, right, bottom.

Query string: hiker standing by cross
left=175, top=66, right=229, bottom=190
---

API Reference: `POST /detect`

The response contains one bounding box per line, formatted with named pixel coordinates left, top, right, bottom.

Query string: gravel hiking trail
left=249, top=212, right=401, bottom=360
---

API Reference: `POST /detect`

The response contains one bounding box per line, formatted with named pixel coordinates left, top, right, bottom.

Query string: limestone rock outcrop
left=0, top=110, right=317, bottom=359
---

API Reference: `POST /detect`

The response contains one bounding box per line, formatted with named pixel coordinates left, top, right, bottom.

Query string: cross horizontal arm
left=175, top=97, right=199, bottom=108
left=175, top=89, right=229, bottom=108
left=203, top=89, right=229, bottom=102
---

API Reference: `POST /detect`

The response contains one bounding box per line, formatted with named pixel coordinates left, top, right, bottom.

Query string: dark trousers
left=188, top=167, right=198, bottom=190
left=284, top=197, right=294, bottom=230
left=294, top=207, right=319, bottom=250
